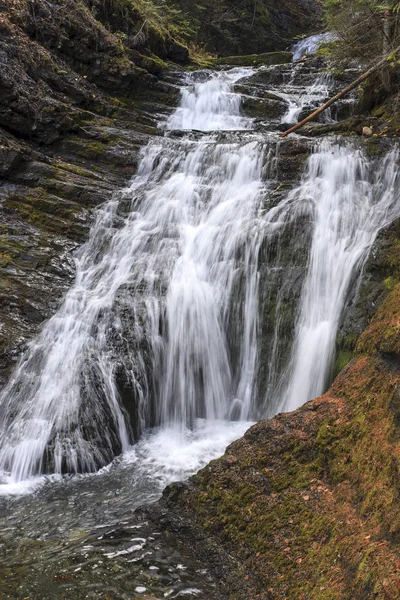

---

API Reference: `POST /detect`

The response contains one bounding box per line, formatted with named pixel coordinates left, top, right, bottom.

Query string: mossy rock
left=213, top=51, right=292, bottom=67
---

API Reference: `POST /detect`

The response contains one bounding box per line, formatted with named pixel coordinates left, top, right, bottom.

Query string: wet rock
left=241, top=95, right=287, bottom=119
left=0, top=145, right=24, bottom=178
left=276, top=137, right=311, bottom=181
left=336, top=216, right=400, bottom=377
left=165, top=39, right=190, bottom=64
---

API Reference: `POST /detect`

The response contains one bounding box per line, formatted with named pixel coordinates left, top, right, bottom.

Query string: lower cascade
left=0, top=66, right=399, bottom=486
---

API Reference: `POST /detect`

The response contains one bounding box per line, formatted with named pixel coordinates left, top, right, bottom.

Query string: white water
left=166, top=68, right=254, bottom=131
left=0, top=67, right=264, bottom=486
left=123, top=419, right=253, bottom=488
left=281, top=73, right=334, bottom=124
left=291, top=32, right=338, bottom=61
left=0, top=64, right=399, bottom=492
left=270, top=141, right=400, bottom=412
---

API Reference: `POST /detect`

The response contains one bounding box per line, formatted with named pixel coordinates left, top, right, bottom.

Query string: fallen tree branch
left=280, top=46, right=400, bottom=138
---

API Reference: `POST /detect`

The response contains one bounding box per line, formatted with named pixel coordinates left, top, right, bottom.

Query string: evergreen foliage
left=322, top=0, right=400, bottom=109
left=95, top=0, right=322, bottom=58
left=323, top=0, right=400, bottom=61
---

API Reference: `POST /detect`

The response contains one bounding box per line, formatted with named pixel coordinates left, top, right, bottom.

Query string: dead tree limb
left=280, top=46, right=400, bottom=138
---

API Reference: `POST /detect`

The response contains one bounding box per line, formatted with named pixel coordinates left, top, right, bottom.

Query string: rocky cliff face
left=0, top=0, right=180, bottom=384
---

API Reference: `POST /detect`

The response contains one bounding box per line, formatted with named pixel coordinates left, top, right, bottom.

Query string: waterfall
left=266, top=140, right=400, bottom=413
left=291, top=33, right=338, bottom=61
left=281, top=73, right=334, bottom=124
left=166, top=68, right=254, bottom=131
left=0, top=68, right=265, bottom=483
left=0, top=64, right=399, bottom=487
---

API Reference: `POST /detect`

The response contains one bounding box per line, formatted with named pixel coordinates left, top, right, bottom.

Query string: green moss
left=75, top=139, right=107, bottom=160
left=327, top=67, right=345, bottom=79
left=384, top=275, right=398, bottom=291
left=139, top=53, right=169, bottom=73
left=315, top=45, right=332, bottom=58
left=0, top=251, right=13, bottom=267
left=188, top=44, right=214, bottom=67
left=334, top=349, right=353, bottom=375
left=3, top=189, right=85, bottom=240
left=54, top=162, right=98, bottom=178
left=213, top=51, right=292, bottom=67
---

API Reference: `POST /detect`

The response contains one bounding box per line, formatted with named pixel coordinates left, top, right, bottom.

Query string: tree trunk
left=381, top=8, right=393, bottom=91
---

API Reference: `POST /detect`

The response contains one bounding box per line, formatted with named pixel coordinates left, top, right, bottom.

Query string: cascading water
left=291, top=32, right=338, bottom=61
left=268, top=141, right=400, bottom=413
left=0, top=68, right=264, bottom=485
left=280, top=73, right=334, bottom=124
left=0, top=63, right=399, bottom=492
left=166, top=69, right=254, bottom=131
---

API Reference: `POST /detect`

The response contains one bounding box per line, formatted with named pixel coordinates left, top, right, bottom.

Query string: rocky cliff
left=0, top=0, right=184, bottom=384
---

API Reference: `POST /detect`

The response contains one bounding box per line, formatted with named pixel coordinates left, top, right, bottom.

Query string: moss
left=3, top=189, right=86, bottom=241
left=74, top=139, right=107, bottom=160
left=315, top=45, right=332, bottom=58
left=357, top=283, right=400, bottom=356
left=327, top=67, right=346, bottom=79
left=213, top=51, right=292, bottom=67
left=333, top=350, right=353, bottom=377
left=53, top=162, right=99, bottom=178
left=188, top=43, right=214, bottom=67
left=0, top=251, right=13, bottom=268
left=384, top=276, right=398, bottom=291
left=140, top=52, right=169, bottom=73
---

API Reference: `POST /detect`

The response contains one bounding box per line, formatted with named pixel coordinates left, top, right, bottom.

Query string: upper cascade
left=291, top=32, right=337, bottom=61
left=166, top=68, right=254, bottom=131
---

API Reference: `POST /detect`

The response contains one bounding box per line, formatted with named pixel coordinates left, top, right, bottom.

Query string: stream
left=0, top=43, right=399, bottom=599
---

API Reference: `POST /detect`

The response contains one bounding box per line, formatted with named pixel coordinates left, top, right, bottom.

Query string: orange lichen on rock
left=357, top=282, right=400, bottom=356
